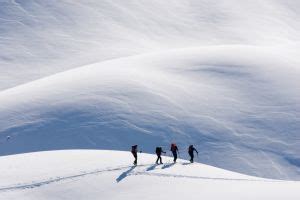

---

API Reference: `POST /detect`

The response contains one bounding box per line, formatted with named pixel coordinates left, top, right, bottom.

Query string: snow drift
left=1, top=0, right=299, bottom=89
left=0, top=150, right=299, bottom=200
left=0, top=0, right=299, bottom=181
left=0, top=46, right=299, bottom=180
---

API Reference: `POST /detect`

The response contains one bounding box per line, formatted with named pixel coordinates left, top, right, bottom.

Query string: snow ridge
left=0, top=0, right=299, bottom=181
left=0, top=150, right=299, bottom=200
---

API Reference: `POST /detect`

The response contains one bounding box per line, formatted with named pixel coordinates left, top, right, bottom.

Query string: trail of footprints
left=0, top=163, right=277, bottom=192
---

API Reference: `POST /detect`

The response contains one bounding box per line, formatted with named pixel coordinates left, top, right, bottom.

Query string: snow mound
left=1, top=0, right=299, bottom=90
left=0, top=0, right=300, bottom=182
left=0, top=46, right=299, bottom=180
left=0, top=150, right=299, bottom=200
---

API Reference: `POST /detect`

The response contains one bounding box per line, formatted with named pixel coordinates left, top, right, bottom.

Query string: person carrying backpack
left=188, top=145, right=198, bottom=163
left=170, top=143, right=179, bottom=163
left=131, top=145, right=139, bottom=165
left=155, top=147, right=166, bottom=164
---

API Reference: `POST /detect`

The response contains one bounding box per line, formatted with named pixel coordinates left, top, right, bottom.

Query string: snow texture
left=0, top=0, right=299, bottom=181
left=0, top=150, right=299, bottom=200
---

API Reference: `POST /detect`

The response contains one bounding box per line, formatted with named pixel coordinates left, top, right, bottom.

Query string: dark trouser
left=189, top=152, right=194, bottom=163
left=132, top=152, right=137, bottom=165
left=172, top=151, right=177, bottom=163
left=156, top=154, right=162, bottom=164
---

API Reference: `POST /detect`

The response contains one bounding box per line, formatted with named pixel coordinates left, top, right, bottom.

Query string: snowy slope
left=0, top=46, right=299, bottom=180
left=0, top=150, right=299, bottom=200
left=0, top=0, right=299, bottom=182
left=1, top=0, right=299, bottom=90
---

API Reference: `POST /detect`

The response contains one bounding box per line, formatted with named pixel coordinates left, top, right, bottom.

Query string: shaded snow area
left=0, top=47, right=299, bottom=181
left=1, top=0, right=299, bottom=89
left=0, top=0, right=299, bottom=192
left=0, top=150, right=299, bottom=200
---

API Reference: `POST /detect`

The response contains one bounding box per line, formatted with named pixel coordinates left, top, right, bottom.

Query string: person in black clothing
left=188, top=145, right=198, bottom=163
left=155, top=147, right=166, bottom=164
left=170, top=143, right=179, bottom=163
left=131, top=145, right=138, bottom=165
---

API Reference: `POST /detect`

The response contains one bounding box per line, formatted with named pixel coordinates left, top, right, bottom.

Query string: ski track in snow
left=132, top=172, right=278, bottom=182
left=0, top=0, right=299, bottom=182
left=0, top=163, right=280, bottom=193
left=0, top=165, right=133, bottom=192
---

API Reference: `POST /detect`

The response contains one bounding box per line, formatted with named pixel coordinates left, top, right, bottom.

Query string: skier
left=131, top=145, right=139, bottom=165
left=188, top=145, right=198, bottom=163
left=170, top=143, right=179, bottom=163
left=155, top=146, right=166, bottom=164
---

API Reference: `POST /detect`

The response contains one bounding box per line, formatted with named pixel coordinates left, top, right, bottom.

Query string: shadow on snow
left=116, top=166, right=137, bottom=182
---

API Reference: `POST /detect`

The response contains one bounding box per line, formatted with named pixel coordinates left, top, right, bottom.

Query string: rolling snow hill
left=0, top=46, right=299, bottom=180
left=0, top=0, right=299, bottom=182
left=1, top=0, right=299, bottom=90
left=0, top=150, right=299, bottom=200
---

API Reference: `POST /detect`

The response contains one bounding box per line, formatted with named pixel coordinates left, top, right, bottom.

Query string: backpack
left=171, top=143, right=177, bottom=151
left=156, top=147, right=162, bottom=154
left=188, top=145, right=193, bottom=153
left=131, top=145, right=137, bottom=153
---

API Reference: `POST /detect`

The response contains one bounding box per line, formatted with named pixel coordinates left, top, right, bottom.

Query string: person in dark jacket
left=155, top=147, right=166, bottom=164
left=131, top=145, right=138, bottom=165
left=170, top=143, right=179, bottom=163
left=188, top=145, right=198, bottom=163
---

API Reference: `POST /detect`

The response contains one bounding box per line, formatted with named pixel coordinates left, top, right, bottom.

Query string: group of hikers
left=131, top=143, right=198, bottom=165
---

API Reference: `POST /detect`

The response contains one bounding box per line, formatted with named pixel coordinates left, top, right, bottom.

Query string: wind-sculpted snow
left=0, top=46, right=299, bottom=180
left=0, top=150, right=299, bottom=200
left=0, top=0, right=300, bottom=90
left=0, top=0, right=300, bottom=182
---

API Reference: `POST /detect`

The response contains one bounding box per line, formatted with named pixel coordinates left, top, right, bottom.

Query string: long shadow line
left=132, top=172, right=281, bottom=182
left=0, top=162, right=280, bottom=192
left=0, top=165, right=149, bottom=192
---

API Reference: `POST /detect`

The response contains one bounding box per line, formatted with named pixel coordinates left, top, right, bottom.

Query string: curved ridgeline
left=0, top=1, right=299, bottom=180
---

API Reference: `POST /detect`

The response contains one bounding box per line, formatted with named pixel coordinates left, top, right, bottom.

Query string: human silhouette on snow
left=188, top=145, right=198, bottom=163
left=131, top=145, right=139, bottom=165
left=155, top=147, right=166, bottom=164
left=170, top=143, right=179, bottom=163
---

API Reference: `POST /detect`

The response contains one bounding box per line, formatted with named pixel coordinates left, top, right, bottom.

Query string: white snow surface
left=1, top=0, right=299, bottom=89
left=0, top=0, right=300, bottom=182
left=0, top=150, right=299, bottom=200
